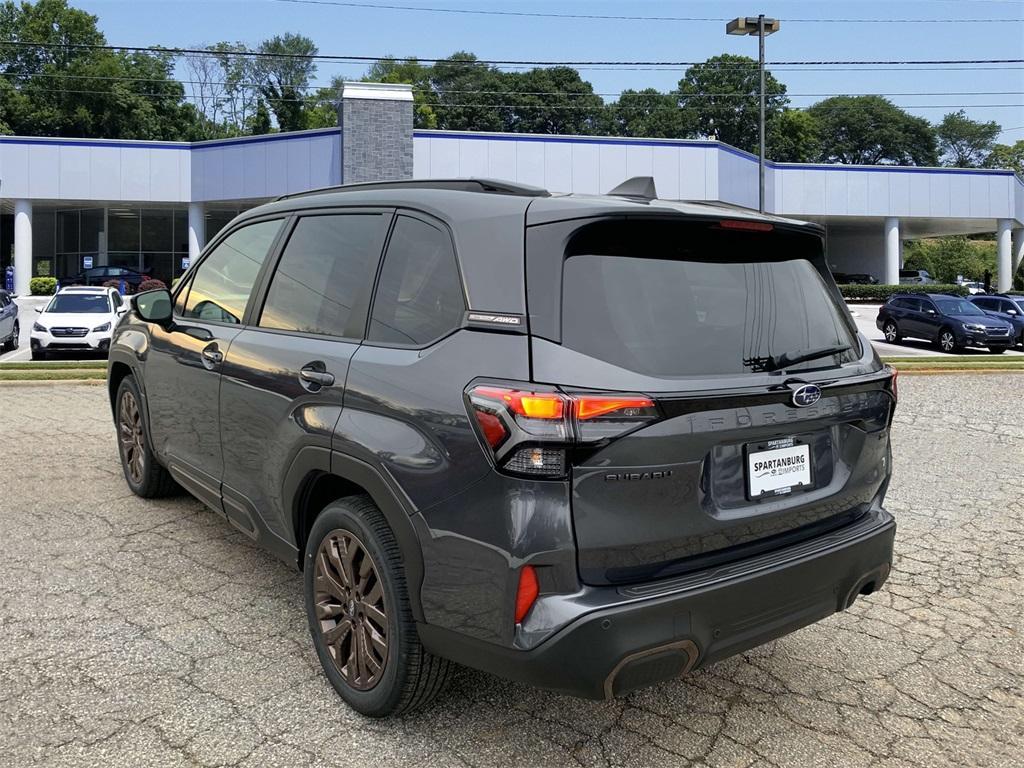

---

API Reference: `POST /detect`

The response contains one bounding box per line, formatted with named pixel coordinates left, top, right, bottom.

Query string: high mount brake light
left=719, top=219, right=774, bottom=232
left=467, top=384, right=662, bottom=478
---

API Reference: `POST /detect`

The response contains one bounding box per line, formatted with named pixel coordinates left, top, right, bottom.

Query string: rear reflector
left=474, top=410, right=509, bottom=448
left=719, top=219, right=774, bottom=232
left=514, top=565, right=540, bottom=624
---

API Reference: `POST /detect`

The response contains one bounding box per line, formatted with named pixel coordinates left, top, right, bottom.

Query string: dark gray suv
left=107, top=178, right=897, bottom=716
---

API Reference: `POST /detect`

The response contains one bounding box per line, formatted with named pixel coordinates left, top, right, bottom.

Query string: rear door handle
left=200, top=343, right=223, bottom=370
left=299, top=365, right=335, bottom=389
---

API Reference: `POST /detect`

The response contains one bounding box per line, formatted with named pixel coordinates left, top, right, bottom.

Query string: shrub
left=29, top=277, right=57, bottom=295
left=137, top=278, right=167, bottom=292
left=102, top=279, right=121, bottom=289
left=903, top=237, right=996, bottom=284
left=838, top=283, right=969, bottom=302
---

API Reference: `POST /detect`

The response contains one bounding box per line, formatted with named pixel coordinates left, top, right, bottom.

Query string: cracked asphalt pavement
left=1, top=377, right=1021, bottom=767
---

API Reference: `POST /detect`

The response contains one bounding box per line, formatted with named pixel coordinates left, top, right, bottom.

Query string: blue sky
left=76, top=0, right=1024, bottom=141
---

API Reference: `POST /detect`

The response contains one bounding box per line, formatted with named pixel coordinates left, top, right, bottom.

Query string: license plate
left=746, top=439, right=812, bottom=499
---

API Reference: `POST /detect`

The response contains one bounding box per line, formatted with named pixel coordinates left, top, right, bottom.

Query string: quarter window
left=368, top=216, right=465, bottom=346
left=259, top=214, right=388, bottom=337
left=182, top=219, right=282, bottom=324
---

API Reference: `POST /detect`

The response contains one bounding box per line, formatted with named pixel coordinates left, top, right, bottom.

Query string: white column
left=1012, top=228, right=1024, bottom=280
left=996, top=219, right=1012, bottom=292
left=187, top=202, right=205, bottom=264
left=13, top=200, right=32, bottom=296
left=884, top=217, right=900, bottom=285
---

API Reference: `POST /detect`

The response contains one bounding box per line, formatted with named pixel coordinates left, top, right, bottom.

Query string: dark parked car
left=0, top=289, right=18, bottom=352
left=71, top=266, right=147, bottom=291
left=832, top=272, right=878, bottom=285
left=876, top=293, right=1015, bottom=353
left=108, top=178, right=898, bottom=716
left=969, top=294, right=1024, bottom=347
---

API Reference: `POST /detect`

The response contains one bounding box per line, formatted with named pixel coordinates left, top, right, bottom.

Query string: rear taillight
left=467, top=383, right=661, bottom=478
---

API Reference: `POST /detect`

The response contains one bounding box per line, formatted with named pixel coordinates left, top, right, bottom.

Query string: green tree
left=903, top=237, right=996, bottom=283
left=255, top=32, right=317, bottom=132
left=808, top=96, right=938, bottom=166
left=429, top=52, right=508, bottom=133
left=936, top=110, right=1000, bottom=167
left=0, top=0, right=203, bottom=140
left=984, top=140, right=1024, bottom=177
left=768, top=109, right=820, bottom=162
left=612, top=88, right=687, bottom=138
left=676, top=54, right=788, bottom=153
left=503, top=67, right=607, bottom=135
left=247, top=98, right=272, bottom=135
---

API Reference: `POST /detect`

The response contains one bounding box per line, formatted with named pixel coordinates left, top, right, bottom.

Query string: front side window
left=259, top=214, right=388, bottom=337
left=183, top=219, right=282, bottom=324
left=46, top=293, right=111, bottom=314
left=559, top=220, right=858, bottom=377
left=368, top=216, right=465, bottom=346
left=934, top=297, right=983, bottom=316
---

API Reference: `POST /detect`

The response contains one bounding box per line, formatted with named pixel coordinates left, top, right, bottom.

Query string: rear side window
left=259, top=214, right=388, bottom=338
left=368, top=216, right=464, bottom=346
left=182, top=219, right=282, bottom=324
left=559, top=220, right=858, bottom=377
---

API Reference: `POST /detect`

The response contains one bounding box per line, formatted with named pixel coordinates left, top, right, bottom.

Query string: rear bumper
left=420, top=508, right=895, bottom=699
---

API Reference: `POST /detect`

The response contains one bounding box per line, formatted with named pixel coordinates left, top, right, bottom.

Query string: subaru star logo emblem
left=791, top=384, right=822, bottom=408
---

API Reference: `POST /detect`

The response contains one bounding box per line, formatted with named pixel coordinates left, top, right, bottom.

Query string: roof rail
left=275, top=177, right=550, bottom=202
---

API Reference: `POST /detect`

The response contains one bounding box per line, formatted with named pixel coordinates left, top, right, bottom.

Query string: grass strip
left=0, top=369, right=107, bottom=381
left=0, top=361, right=107, bottom=370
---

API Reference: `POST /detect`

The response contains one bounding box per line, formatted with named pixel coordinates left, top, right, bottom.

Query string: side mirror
left=35, top=307, right=43, bottom=314
left=926, top=309, right=936, bottom=315
left=1007, top=309, right=1019, bottom=316
left=132, top=288, right=172, bottom=325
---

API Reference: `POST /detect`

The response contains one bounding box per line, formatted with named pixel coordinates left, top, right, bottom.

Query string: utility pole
left=726, top=15, right=780, bottom=213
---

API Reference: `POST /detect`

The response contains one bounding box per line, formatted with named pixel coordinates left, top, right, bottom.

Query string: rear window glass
left=560, top=222, right=858, bottom=377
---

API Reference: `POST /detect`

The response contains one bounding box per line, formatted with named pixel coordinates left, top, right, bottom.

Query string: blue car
left=968, top=294, right=1024, bottom=347
left=0, top=289, right=19, bottom=352
left=876, top=293, right=1015, bottom=353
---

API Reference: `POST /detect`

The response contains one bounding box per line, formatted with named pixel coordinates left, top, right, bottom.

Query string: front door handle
left=299, top=365, right=335, bottom=390
left=200, top=343, right=223, bottom=370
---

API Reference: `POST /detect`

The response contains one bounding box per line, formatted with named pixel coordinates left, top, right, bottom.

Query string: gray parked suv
left=107, top=178, right=897, bottom=716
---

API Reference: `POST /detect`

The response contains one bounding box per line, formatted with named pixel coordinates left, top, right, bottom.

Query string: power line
left=4, top=71, right=1022, bottom=100
left=269, top=0, right=1024, bottom=24
left=13, top=84, right=1023, bottom=112
left=1, top=40, right=1022, bottom=68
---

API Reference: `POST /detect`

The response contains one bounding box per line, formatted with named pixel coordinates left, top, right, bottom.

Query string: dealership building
left=2, top=81, right=1023, bottom=295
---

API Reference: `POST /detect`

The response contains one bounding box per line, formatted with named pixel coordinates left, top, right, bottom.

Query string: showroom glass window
left=180, top=220, right=282, bottom=324
left=259, top=214, right=388, bottom=337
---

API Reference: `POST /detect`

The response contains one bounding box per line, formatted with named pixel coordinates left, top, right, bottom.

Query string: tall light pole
left=727, top=15, right=780, bottom=213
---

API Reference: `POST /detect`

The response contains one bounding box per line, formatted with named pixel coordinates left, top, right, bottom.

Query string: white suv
left=31, top=286, right=126, bottom=359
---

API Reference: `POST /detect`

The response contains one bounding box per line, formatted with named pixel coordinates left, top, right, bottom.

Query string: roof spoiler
left=607, top=176, right=657, bottom=201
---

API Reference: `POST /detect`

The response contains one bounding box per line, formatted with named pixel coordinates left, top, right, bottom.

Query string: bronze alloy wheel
left=118, top=389, right=145, bottom=485
left=314, top=529, right=389, bottom=691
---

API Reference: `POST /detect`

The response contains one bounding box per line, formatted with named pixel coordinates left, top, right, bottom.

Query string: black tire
left=2, top=322, right=18, bottom=352
left=988, top=346, right=1006, bottom=354
left=304, top=496, right=452, bottom=717
left=115, top=375, right=179, bottom=498
left=936, top=327, right=961, bottom=354
left=30, top=347, right=46, bottom=361
left=882, top=320, right=901, bottom=344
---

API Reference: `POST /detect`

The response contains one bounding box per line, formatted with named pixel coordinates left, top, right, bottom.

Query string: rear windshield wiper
left=762, top=344, right=852, bottom=372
